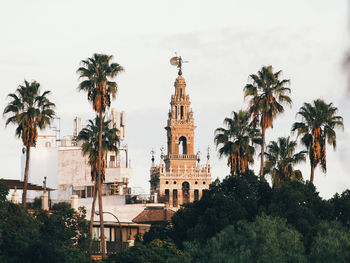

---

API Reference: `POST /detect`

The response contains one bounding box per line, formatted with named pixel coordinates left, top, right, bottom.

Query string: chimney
left=11, top=189, right=19, bottom=204
left=73, top=117, right=82, bottom=137
left=71, top=194, right=79, bottom=211
left=41, top=193, right=49, bottom=211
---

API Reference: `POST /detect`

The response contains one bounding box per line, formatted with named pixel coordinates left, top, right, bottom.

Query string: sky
left=0, top=0, right=349, bottom=199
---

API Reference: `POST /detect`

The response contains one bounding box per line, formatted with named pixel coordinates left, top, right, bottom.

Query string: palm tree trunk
left=22, top=146, right=30, bottom=208
left=260, top=127, right=266, bottom=178
left=98, top=110, right=106, bottom=258
left=89, top=178, right=98, bottom=236
left=230, top=155, right=234, bottom=176
left=310, top=165, right=315, bottom=184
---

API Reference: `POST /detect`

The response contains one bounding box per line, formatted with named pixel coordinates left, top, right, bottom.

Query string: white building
left=21, top=109, right=132, bottom=207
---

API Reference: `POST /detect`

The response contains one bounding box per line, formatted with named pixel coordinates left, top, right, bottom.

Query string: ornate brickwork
left=150, top=74, right=212, bottom=208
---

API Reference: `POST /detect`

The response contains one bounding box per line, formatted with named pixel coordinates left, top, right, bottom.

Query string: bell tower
left=165, top=74, right=197, bottom=170
left=150, top=56, right=212, bottom=209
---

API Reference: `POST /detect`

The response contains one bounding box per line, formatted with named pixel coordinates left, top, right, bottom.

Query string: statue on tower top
left=170, top=53, right=188, bottom=76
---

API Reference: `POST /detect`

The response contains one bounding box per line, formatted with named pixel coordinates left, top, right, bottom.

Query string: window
left=86, top=186, right=94, bottom=198
left=173, top=189, right=178, bottom=207
left=182, top=182, right=190, bottom=203
left=165, top=189, right=169, bottom=202
left=194, top=190, right=199, bottom=201
left=166, top=181, right=169, bottom=184
left=179, top=136, right=187, bottom=154
left=73, top=187, right=86, bottom=198
left=45, top=142, right=51, bottom=148
left=104, top=227, right=110, bottom=241
left=111, top=228, right=115, bottom=242
left=109, top=155, right=116, bottom=168
left=180, top=106, right=184, bottom=119
left=203, top=181, right=206, bottom=185
left=92, top=227, right=100, bottom=240
left=174, top=181, right=177, bottom=184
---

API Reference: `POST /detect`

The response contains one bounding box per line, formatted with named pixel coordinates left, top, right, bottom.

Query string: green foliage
left=3, top=80, right=55, bottom=147
left=185, top=215, right=306, bottom=263
left=0, top=180, right=9, bottom=201
left=143, top=222, right=174, bottom=244
left=171, top=170, right=272, bottom=248
left=77, top=53, right=124, bottom=113
left=0, top=200, right=92, bottom=262
left=244, top=65, right=292, bottom=130
left=264, top=136, right=306, bottom=187
left=214, top=110, right=260, bottom=175
left=309, top=221, right=350, bottom=263
left=292, top=99, right=344, bottom=182
left=147, top=172, right=350, bottom=259
left=329, top=190, right=350, bottom=227
left=268, top=180, right=330, bottom=251
left=243, top=65, right=292, bottom=177
left=107, top=240, right=188, bottom=263
left=77, top=116, right=119, bottom=181
left=35, top=203, right=90, bottom=250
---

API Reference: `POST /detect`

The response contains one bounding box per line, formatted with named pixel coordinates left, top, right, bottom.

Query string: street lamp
left=95, top=211, right=123, bottom=251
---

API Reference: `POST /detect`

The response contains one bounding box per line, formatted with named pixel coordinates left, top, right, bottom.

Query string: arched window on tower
left=179, top=136, right=187, bottom=154
left=180, top=106, right=184, bottom=119
left=182, top=182, right=190, bottom=203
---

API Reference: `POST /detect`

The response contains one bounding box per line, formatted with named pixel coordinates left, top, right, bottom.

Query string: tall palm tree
left=77, top=53, right=123, bottom=256
left=291, top=99, right=344, bottom=183
left=77, top=116, right=119, bottom=238
left=264, top=136, right=306, bottom=187
left=3, top=80, right=55, bottom=207
left=215, top=110, right=260, bottom=176
left=244, top=65, right=292, bottom=178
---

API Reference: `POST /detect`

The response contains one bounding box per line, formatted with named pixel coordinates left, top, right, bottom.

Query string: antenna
left=170, top=52, right=189, bottom=75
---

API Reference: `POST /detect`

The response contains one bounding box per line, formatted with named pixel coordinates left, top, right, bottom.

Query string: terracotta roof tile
left=132, top=207, right=175, bottom=224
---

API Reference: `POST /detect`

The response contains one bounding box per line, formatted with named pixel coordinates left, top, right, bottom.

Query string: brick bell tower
left=150, top=56, right=212, bottom=209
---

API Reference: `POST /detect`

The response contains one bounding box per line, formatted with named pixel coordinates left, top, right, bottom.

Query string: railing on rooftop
left=89, top=241, right=129, bottom=255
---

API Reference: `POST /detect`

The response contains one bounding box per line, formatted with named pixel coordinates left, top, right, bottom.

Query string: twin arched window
left=179, top=136, right=187, bottom=154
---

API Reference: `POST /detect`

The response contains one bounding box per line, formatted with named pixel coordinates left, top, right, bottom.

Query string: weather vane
left=170, top=52, right=189, bottom=76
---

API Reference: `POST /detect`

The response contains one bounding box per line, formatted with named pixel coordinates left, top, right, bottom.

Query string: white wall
left=21, top=136, right=58, bottom=200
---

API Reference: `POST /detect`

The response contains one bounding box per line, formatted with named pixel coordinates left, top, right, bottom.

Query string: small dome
left=174, top=75, right=186, bottom=88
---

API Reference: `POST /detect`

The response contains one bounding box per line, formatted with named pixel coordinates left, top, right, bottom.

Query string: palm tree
left=215, top=110, right=260, bottom=176
left=264, top=136, right=306, bottom=187
left=77, top=53, right=123, bottom=256
left=291, top=99, right=344, bottom=183
left=77, top=116, right=119, bottom=238
left=3, top=80, right=55, bottom=207
left=244, top=65, right=292, bottom=178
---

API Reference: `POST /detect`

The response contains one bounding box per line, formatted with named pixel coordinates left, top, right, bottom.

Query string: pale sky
left=0, top=0, right=349, bottom=199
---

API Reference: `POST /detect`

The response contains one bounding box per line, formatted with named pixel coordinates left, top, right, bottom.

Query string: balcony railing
left=90, top=241, right=129, bottom=255
left=166, top=154, right=197, bottom=159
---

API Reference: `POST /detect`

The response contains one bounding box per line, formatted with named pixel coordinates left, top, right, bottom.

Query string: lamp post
left=95, top=211, right=123, bottom=252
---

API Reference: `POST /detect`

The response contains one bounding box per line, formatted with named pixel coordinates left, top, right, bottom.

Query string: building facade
left=21, top=109, right=132, bottom=205
left=150, top=71, right=212, bottom=208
